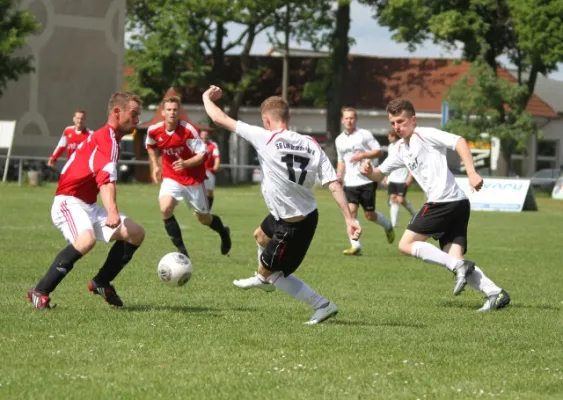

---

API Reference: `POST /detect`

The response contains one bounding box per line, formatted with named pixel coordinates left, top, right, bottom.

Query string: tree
left=0, top=0, right=40, bottom=97
left=361, top=0, right=563, bottom=175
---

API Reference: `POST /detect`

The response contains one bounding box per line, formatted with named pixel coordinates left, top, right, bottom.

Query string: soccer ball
left=157, top=252, right=193, bottom=287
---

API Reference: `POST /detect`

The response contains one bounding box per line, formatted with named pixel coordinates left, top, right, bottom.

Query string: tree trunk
left=224, top=24, right=257, bottom=183
left=324, top=1, right=350, bottom=164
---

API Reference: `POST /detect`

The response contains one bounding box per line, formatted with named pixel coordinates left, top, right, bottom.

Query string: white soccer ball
left=157, top=252, right=193, bottom=287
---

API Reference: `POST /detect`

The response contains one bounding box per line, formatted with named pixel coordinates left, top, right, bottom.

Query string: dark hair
left=386, top=98, right=416, bottom=117
left=387, top=129, right=400, bottom=139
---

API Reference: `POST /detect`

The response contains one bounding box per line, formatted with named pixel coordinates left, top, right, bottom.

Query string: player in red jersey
left=200, top=128, right=220, bottom=211
left=48, top=110, right=92, bottom=167
left=27, top=92, right=146, bottom=310
left=146, top=96, right=231, bottom=258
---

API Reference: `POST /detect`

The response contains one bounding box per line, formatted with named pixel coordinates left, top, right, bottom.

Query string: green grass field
left=1, top=183, right=563, bottom=399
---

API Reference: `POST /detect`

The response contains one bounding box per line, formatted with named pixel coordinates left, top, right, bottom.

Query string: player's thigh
left=183, top=184, right=210, bottom=214
left=159, top=179, right=182, bottom=214
left=110, top=217, right=145, bottom=245
left=260, top=211, right=318, bottom=276
left=88, top=203, right=129, bottom=244
left=51, top=196, right=96, bottom=244
left=205, top=170, right=216, bottom=191
left=344, top=185, right=360, bottom=206
left=359, top=182, right=377, bottom=212
left=439, top=200, right=470, bottom=254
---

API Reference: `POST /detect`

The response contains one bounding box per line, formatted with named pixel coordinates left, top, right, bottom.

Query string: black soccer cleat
left=477, top=289, right=511, bottom=312
left=220, top=226, right=232, bottom=255
left=88, top=280, right=124, bottom=307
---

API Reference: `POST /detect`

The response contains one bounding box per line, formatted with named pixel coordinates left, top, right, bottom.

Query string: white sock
left=257, top=244, right=264, bottom=266
left=466, top=266, right=502, bottom=296
left=410, top=241, right=462, bottom=272
left=374, top=211, right=392, bottom=230
left=268, top=272, right=328, bottom=309
left=390, top=203, right=399, bottom=227
left=349, top=219, right=361, bottom=249
left=404, top=201, right=416, bottom=217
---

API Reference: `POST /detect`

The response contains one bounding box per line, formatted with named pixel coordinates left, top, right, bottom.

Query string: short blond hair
left=107, top=92, right=142, bottom=115
left=341, top=107, right=357, bottom=117
left=162, top=96, right=181, bottom=107
left=260, top=96, right=289, bottom=122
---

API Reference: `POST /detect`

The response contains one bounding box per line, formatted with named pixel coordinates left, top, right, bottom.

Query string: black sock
left=35, top=245, right=83, bottom=294
left=209, top=214, right=225, bottom=234
left=164, top=215, right=188, bottom=256
left=208, top=196, right=214, bottom=211
left=93, top=241, right=139, bottom=284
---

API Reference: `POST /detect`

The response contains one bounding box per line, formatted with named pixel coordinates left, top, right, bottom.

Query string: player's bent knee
left=365, top=211, right=377, bottom=221
left=195, top=212, right=211, bottom=225
left=73, top=230, right=96, bottom=254
left=126, top=220, right=145, bottom=245
left=398, top=238, right=413, bottom=256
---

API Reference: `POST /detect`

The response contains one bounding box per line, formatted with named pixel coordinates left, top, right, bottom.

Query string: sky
left=222, top=0, right=563, bottom=82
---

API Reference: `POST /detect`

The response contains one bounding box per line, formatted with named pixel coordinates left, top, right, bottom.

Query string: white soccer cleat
left=233, top=275, right=275, bottom=292
left=304, top=301, right=339, bottom=325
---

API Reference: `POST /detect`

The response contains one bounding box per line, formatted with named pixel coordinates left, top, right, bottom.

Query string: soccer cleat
left=88, top=280, right=124, bottom=307
left=233, top=274, right=275, bottom=292
left=385, top=227, right=395, bottom=244
left=343, top=247, right=362, bottom=256
left=452, top=260, right=475, bottom=296
left=304, top=301, right=339, bottom=325
left=477, top=290, right=511, bottom=312
left=220, top=226, right=232, bottom=255
left=27, top=288, right=54, bottom=310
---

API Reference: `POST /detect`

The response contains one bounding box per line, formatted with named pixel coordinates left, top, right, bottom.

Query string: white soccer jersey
left=386, top=141, right=409, bottom=183
left=336, top=128, right=381, bottom=187
left=378, top=127, right=467, bottom=203
left=235, top=121, right=337, bottom=220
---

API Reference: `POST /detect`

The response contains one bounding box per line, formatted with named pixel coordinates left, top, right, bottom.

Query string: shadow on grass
left=329, top=319, right=426, bottom=328
left=121, top=305, right=216, bottom=313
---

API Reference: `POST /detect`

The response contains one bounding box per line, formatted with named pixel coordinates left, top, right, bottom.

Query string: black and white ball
left=157, top=252, right=193, bottom=287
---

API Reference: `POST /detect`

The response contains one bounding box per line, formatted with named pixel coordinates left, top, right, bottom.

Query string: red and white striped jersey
left=51, top=126, right=92, bottom=161
left=55, top=125, right=120, bottom=204
left=145, top=121, right=207, bottom=186
left=204, top=140, right=220, bottom=172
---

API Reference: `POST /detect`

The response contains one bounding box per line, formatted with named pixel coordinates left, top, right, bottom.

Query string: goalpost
left=0, top=121, right=17, bottom=183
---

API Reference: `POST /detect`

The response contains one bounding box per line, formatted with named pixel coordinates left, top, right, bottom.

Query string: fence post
left=18, top=159, right=23, bottom=186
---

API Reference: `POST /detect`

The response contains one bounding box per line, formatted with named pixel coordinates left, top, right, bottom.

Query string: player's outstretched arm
left=455, top=137, right=484, bottom=191
left=328, top=180, right=362, bottom=241
left=99, top=182, right=121, bottom=228
left=360, top=161, right=385, bottom=182
left=202, top=86, right=237, bottom=133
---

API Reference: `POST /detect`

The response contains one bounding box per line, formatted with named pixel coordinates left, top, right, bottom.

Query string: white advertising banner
left=455, top=177, right=536, bottom=212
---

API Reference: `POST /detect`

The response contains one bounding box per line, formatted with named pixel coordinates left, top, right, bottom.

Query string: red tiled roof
left=126, top=56, right=558, bottom=118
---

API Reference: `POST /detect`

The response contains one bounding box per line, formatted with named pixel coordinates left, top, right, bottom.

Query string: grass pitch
left=1, top=183, right=563, bottom=399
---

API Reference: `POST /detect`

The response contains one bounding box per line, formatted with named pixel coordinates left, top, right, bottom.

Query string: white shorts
left=205, top=170, right=216, bottom=191
left=51, top=195, right=127, bottom=243
left=159, top=178, right=209, bottom=214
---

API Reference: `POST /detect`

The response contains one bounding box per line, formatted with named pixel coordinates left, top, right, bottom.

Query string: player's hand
left=106, top=211, right=121, bottom=229
left=203, top=85, right=223, bottom=102
left=405, top=176, right=413, bottom=187
left=151, top=165, right=161, bottom=184
left=350, top=152, right=363, bottom=163
left=172, top=157, right=186, bottom=171
left=347, top=219, right=362, bottom=241
left=468, top=171, right=484, bottom=192
left=336, top=171, right=343, bottom=184
left=360, top=160, right=373, bottom=177
left=382, top=178, right=388, bottom=187
left=47, top=158, right=55, bottom=167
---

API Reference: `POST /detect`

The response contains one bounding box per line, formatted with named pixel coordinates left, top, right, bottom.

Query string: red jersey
left=145, top=121, right=207, bottom=186
left=51, top=126, right=92, bottom=161
left=204, top=140, right=220, bottom=172
left=55, top=125, right=120, bottom=204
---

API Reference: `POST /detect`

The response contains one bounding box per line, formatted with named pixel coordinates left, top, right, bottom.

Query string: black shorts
left=388, top=182, right=408, bottom=197
left=259, top=209, right=318, bottom=276
left=407, top=199, right=470, bottom=253
left=344, top=182, right=378, bottom=212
